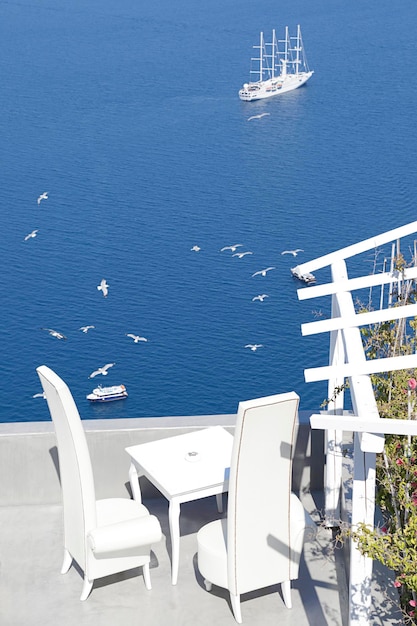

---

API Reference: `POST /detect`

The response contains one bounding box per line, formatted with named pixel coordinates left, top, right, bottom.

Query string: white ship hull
left=239, top=71, right=313, bottom=102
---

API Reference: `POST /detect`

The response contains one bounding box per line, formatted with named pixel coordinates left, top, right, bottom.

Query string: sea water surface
left=1, top=0, right=417, bottom=422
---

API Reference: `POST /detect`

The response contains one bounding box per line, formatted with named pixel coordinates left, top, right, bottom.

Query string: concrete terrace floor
left=0, top=416, right=403, bottom=626
left=1, top=490, right=351, bottom=626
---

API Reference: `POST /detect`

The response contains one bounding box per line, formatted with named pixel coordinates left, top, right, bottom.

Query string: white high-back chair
left=197, top=392, right=316, bottom=623
left=37, top=365, right=162, bottom=601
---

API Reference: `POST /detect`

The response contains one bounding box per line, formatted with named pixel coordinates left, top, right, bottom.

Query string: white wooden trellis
left=293, top=220, right=417, bottom=626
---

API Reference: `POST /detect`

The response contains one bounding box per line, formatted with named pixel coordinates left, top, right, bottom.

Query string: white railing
left=294, top=220, right=417, bottom=626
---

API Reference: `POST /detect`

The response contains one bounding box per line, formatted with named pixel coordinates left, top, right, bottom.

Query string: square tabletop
left=125, top=426, right=233, bottom=500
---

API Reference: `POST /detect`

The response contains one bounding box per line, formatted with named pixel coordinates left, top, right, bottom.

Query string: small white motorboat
left=291, top=267, right=316, bottom=284
left=87, top=384, right=128, bottom=402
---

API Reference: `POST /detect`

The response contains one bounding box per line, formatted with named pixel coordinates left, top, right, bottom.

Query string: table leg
left=168, top=499, right=181, bottom=585
left=128, top=462, right=142, bottom=503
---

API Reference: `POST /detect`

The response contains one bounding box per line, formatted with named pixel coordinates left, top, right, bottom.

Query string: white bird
left=97, top=279, right=109, bottom=297
left=281, top=249, right=304, bottom=257
left=37, top=192, right=48, bottom=205
left=252, top=294, right=269, bottom=302
left=244, top=344, right=264, bottom=351
left=252, top=267, right=275, bottom=277
left=24, top=229, right=39, bottom=241
left=247, top=113, right=270, bottom=121
left=32, top=392, right=46, bottom=399
left=191, top=245, right=201, bottom=252
left=221, top=244, right=243, bottom=252
left=126, top=333, right=148, bottom=343
left=89, top=363, right=115, bottom=378
left=233, top=251, right=253, bottom=258
left=79, top=325, right=95, bottom=333
left=41, top=328, right=67, bottom=340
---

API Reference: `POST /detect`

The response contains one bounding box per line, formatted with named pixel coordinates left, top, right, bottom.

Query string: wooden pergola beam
left=311, top=414, right=417, bottom=436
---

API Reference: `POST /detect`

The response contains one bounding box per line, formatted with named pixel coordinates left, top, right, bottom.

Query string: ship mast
left=250, top=31, right=264, bottom=82
left=295, top=24, right=301, bottom=76
left=282, top=26, right=289, bottom=78
left=259, top=31, right=264, bottom=81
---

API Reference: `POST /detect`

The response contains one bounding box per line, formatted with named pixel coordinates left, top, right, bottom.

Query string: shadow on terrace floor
left=0, top=489, right=351, bottom=626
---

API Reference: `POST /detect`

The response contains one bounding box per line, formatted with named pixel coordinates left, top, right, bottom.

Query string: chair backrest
left=37, top=365, right=97, bottom=569
left=227, top=391, right=299, bottom=596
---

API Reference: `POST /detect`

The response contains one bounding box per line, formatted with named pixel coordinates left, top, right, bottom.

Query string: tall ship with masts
left=239, top=25, right=313, bottom=102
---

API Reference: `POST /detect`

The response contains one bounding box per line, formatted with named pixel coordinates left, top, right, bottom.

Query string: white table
left=125, top=426, right=233, bottom=585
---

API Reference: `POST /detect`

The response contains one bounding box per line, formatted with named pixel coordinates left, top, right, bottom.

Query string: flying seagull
left=247, top=113, right=270, bottom=121
left=126, top=333, right=148, bottom=343
left=37, top=192, right=48, bottom=205
left=281, top=249, right=304, bottom=257
left=79, top=325, right=95, bottom=333
left=252, top=294, right=269, bottom=302
left=191, top=245, right=201, bottom=252
left=41, top=328, right=67, bottom=340
left=89, top=363, right=115, bottom=378
left=244, top=344, right=264, bottom=351
left=251, top=267, right=275, bottom=277
left=221, top=244, right=243, bottom=252
left=97, top=279, right=109, bottom=297
left=233, top=251, right=253, bottom=258
left=24, top=229, right=39, bottom=241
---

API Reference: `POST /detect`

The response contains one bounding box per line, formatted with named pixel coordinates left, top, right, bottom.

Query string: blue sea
left=1, top=0, right=417, bottom=423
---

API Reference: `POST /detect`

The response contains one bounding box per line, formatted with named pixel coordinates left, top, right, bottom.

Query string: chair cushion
left=96, top=497, right=150, bottom=526
left=197, top=518, right=228, bottom=589
left=88, top=514, right=162, bottom=559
